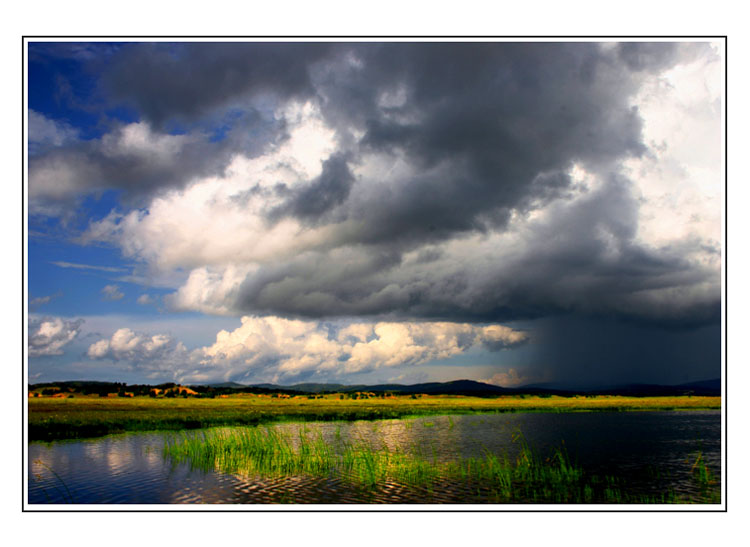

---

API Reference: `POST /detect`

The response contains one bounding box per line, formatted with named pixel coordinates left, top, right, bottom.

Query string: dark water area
left=27, top=411, right=721, bottom=505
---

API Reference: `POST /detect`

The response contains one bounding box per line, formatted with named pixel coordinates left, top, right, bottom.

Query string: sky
left=25, top=40, right=724, bottom=388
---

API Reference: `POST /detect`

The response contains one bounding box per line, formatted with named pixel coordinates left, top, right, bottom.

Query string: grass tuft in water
left=32, top=459, right=74, bottom=503
left=689, top=451, right=720, bottom=503
left=163, top=426, right=719, bottom=504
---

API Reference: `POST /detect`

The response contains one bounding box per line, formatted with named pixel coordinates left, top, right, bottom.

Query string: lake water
left=27, top=411, right=721, bottom=505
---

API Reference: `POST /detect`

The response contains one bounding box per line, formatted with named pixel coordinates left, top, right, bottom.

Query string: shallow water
left=27, top=411, right=721, bottom=505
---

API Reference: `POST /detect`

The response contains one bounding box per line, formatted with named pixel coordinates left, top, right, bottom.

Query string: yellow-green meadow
left=28, top=393, right=720, bottom=441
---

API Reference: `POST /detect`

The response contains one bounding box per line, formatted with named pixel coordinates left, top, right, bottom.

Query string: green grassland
left=28, top=393, right=721, bottom=441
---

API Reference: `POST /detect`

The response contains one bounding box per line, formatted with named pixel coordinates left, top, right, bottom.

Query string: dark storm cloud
left=227, top=173, right=720, bottom=328
left=29, top=41, right=720, bottom=333
left=28, top=42, right=334, bottom=208
left=102, top=42, right=335, bottom=127
left=465, top=177, right=722, bottom=327
left=28, top=108, right=286, bottom=209
left=30, top=42, right=676, bottom=207
left=614, top=41, right=690, bottom=72
left=218, top=42, right=718, bottom=328
left=273, top=153, right=355, bottom=222
left=265, top=42, right=683, bottom=247
left=30, top=41, right=690, bottom=215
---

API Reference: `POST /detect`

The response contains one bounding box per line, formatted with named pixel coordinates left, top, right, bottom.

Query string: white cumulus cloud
left=84, top=316, right=527, bottom=384
left=28, top=317, right=83, bottom=357
left=87, top=328, right=186, bottom=363
left=197, top=316, right=528, bottom=382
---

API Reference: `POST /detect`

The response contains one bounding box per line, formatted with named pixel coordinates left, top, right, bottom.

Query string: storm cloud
left=28, top=108, right=286, bottom=211
left=102, top=42, right=335, bottom=127
left=66, top=42, right=721, bottom=326
left=28, top=40, right=723, bottom=384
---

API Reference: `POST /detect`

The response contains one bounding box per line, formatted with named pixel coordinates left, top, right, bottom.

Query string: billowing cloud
left=29, top=41, right=722, bottom=387
left=27, top=43, right=337, bottom=210
left=67, top=41, right=721, bottom=330
left=114, top=169, right=718, bottom=326
left=28, top=116, right=283, bottom=210
left=28, top=316, right=83, bottom=357
left=87, top=327, right=187, bottom=363
left=85, top=316, right=527, bottom=384
left=101, top=42, right=334, bottom=127
left=28, top=110, right=79, bottom=155
left=202, top=316, right=525, bottom=372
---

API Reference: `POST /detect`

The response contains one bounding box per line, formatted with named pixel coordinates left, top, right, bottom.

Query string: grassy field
left=28, top=393, right=721, bottom=441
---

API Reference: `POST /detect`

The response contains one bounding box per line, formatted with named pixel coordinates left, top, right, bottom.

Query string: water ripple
left=28, top=411, right=721, bottom=505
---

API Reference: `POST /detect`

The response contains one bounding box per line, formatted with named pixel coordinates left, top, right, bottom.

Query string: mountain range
left=224, top=378, right=721, bottom=397
left=29, top=378, right=721, bottom=397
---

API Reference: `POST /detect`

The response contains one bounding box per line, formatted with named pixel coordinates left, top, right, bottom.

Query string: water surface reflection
left=28, top=411, right=721, bottom=504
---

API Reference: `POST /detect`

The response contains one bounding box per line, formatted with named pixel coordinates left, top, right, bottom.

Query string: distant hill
left=392, top=379, right=512, bottom=396
left=677, top=378, right=721, bottom=391
left=206, top=381, right=248, bottom=388
left=246, top=378, right=720, bottom=397
left=250, top=379, right=518, bottom=396
left=517, top=379, right=720, bottom=397
left=30, top=378, right=721, bottom=398
left=253, top=382, right=354, bottom=393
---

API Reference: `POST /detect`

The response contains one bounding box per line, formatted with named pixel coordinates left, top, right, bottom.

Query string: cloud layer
left=48, top=41, right=719, bottom=329
left=86, top=316, right=527, bottom=384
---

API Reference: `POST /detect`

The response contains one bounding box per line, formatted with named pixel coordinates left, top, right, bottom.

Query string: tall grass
left=690, top=452, right=721, bottom=503
left=163, top=426, right=717, bottom=503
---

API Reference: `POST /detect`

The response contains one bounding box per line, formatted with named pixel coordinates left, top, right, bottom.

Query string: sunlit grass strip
left=162, top=427, right=718, bottom=503
left=28, top=395, right=721, bottom=441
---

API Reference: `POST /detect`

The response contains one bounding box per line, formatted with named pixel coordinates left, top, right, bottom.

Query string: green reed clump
left=690, top=452, right=720, bottom=503
left=168, top=425, right=721, bottom=504
left=163, top=425, right=717, bottom=504
left=165, top=427, right=338, bottom=477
